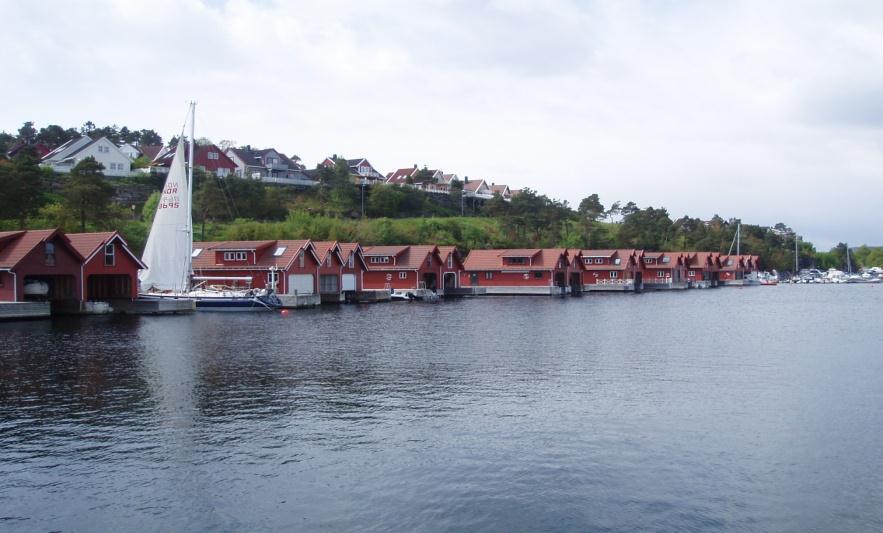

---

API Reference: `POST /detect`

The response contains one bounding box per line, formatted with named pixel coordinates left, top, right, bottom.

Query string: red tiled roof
left=363, top=245, right=439, bottom=270
left=66, top=231, right=147, bottom=268
left=0, top=229, right=83, bottom=268
left=386, top=168, right=417, bottom=184
left=463, top=249, right=567, bottom=271
left=338, top=242, right=367, bottom=269
left=499, top=249, right=541, bottom=258
left=580, top=249, right=617, bottom=257
left=312, top=241, right=342, bottom=264
left=192, top=240, right=313, bottom=270
left=463, top=180, right=487, bottom=192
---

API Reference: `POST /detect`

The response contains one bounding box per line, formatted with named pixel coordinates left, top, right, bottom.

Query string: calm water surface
left=2, top=285, right=882, bottom=531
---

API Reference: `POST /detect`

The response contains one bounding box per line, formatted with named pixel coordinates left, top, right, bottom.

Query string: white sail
left=139, top=138, right=192, bottom=292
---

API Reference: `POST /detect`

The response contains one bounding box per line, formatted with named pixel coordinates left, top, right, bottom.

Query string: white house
left=42, top=136, right=132, bottom=177
left=117, top=142, right=141, bottom=161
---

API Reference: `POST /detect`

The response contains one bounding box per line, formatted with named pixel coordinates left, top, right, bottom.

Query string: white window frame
left=223, top=251, right=247, bottom=261
left=657, top=270, right=665, bottom=278
left=447, top=255, right=453, bottom=268
left=104, top=242, right=115, bottom=266
left=298, top=251, right=305, bottom=268
left=688, top=270, right=696, bottom=277
left=348, top=254, right=354, bottom=269
left=594, top=258, right=603, bottom=264
left=485, top=271, right=493, bottom=280
left=610, top=271, right=618, bottom=279
left=398, top=271, right=408, bottom=280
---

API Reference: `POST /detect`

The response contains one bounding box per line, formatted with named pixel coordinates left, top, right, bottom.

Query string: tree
left=61, top=157, right=115, bottom=231
left=17, top=121, right=37, bottom=144
left=137, top=129, right=162, bottom=146
left=0, top=153, right=46, bottom=228
left=81, top=121, right=96, bottom=134
left=578, top=193, right=605, bottom=222
left=194, top=175, right=229, bottom=238
left=0, top=131, right=15, bottom=157
left=36, top=124, right=77, bottom=148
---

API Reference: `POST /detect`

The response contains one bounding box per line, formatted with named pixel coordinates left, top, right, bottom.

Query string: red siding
left=12, top=235, right=82, bottom=301
left=459, top=270, right=554, bottom=287
left=0, top=272, right=15, bottom=301
left=82, top=242, right=142, bottom=299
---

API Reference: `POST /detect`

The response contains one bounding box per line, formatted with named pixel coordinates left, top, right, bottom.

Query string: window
left=44, top=242, right=56, bottom=266
left=267, top=270, right=279, bottom=287
left=507, top=257, right=526, bottom=265
left=348, top=254, right=354, bottom=269
left=610, top=271, right=618, bottom=278
left=661, top=256, right=671, bottom=264
left=208, top=152, right=219, bottom=160
left=657, top=270, right=665, bottom=278
left=104, top=243, right=115, bottom=266
left=370, top=256, right=390, bottom=264
left=427, top=256, right=432, bottom=267
left=447, top=255, right=453, bottom=268
left=594, top=258, right=603, bottom=264
left=534, top=271, right=543, bottom=279
left=273, top=246, right=287, bottom=257
left=192, top=248, right=203, bottom=257
left=614, top=258, right=621, bottom=265
left=399, top=272, right=408, bottom=279
left=223, top=251, right=247, bottom=261
left=485, top=272, right=493, bottom=280
left=298, top=251, right=305, bottom=268
left=0, top=273, right=4, bottom=288
left=726, top=259, right=733, bottom=266
left=326, top=256, right=332, bottom=267
left=98, top=145, right=109, bottom=153
left=688, top=270, right=695, bottom=277
left=583, top=258, right=592, bottom=265
left=644, top=258, right=656, bottom=264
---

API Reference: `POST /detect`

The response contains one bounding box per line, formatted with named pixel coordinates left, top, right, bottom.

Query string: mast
left=846, top=243, right=852, bottom=274
left=794, top=233, right=799, bottom=274
left=186, top=101, right=195, bottom=288
left=736, top=223, right=740, bottom=256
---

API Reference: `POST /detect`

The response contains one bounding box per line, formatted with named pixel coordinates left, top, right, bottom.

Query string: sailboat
left=138, top=102, right=282, bottom=311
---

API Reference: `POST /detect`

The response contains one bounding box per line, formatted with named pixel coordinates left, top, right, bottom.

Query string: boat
left=138, top=103, right=282, bottom=312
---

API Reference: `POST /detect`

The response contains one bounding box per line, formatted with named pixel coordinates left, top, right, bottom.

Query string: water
left=2, top=285, right=882, bottom=531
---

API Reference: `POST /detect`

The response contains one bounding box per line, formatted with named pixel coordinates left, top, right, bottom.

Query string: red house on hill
left=641, top=251, right=688, bottom=289
left=0, top=229, right=84, bottom=304
left=437, top=245, right=465, bottom=291
left=191, top=239, right=320, bottom=297
left=362, top=245, right=443, bottom=292
left=578, top=249, right=644, bottom=292
left=153, top=143, right=237, bottom=176
left=67, top=231, right=146, bottom=301
left=460, top=248, right=569, bottom=295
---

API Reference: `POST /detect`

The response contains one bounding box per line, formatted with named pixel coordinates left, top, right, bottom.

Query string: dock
left=111, top=298, right=196, bottom=315
left=277, top=293, right=321, bottom=308
left=0, top=302, right=51, bottom=320
left=351, top=289, right=391, bottom=303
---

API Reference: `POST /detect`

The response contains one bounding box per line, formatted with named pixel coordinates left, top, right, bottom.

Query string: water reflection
left=1, top=286, right=883, bottom=530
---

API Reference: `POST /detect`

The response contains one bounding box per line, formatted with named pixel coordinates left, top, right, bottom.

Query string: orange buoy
left=280, top=309, right=289, bottom=317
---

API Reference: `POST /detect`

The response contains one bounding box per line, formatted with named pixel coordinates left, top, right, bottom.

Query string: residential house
left=489, top=183, right=512, bottom=201
left=139, top=144, right=168, bottom=162
left=117, top=143, right=141, bottom=160
left=321, top=157, right=385, bottom=183
left=362, top=245, right=444, bottom=293
left=228, top=147, right=317, bottom=186
left=6, top=141, right=51, bottom=159
left=67, top=231, right=146, bottom=301
left=641, top=252, right=688, bottom=289
left=462, top=178, right=493, bottom=200
left=41, top=135, right=132, bottom=177
left=152, top=143, right=236, bottom=177
left=460, top=248, right=570, bottom=295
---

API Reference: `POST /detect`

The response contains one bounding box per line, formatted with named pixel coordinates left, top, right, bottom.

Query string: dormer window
left=507, top=257, right=526, bottom=265
left=662, top=256, right=670, bottom=264
left=273, top=247, right=286, bottom=257
left=192, top=248, right=203, bottom=257
left=44, top=242, right=56, bottom=266
left=298, top=251, right=305, bottom=268
left=594, top=258, right=603, bottom=264
left=326, top=256, right=332, bottom=267
left=104, top=243, right=115, bottom=266
left=348, top=254, right=354, bottom=268
left=370, top=256, right=390, bottom=264
left=614, top=258, right=621, bottom=265
left=223, top=251, right=247, bottom=261
left=644, top=258, right=656, bottom=264
left=447, top=255, right=453, bottom=268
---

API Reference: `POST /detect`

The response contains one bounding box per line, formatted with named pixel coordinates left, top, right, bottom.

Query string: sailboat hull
left=138, top=292, right=282, bottom=312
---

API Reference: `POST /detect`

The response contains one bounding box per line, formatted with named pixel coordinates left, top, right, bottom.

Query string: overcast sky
left=2, top=0, right=882, bottom=249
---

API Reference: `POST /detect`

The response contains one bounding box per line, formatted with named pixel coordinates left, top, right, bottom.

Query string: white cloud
left=2, top=0, right=882, bottom=248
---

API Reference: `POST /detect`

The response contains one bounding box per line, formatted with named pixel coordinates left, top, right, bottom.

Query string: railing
left=594, top=279, right=633, bottom=285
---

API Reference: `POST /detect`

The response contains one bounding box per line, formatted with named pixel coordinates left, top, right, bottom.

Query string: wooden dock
left=0, top=302, right=51, bottom=320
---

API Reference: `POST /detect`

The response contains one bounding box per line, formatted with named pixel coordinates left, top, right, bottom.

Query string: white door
left=342, top=274, right=356, bottom=291
left=287, top=274, right=314, bottom=294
